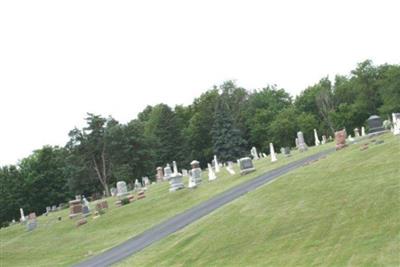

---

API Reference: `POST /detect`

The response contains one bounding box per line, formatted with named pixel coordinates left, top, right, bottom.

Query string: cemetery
left=1, top=129, right=399, bottom=266
left=2, top=141, right=339, bottom=266
left=2, top=1, right=400, bottom=265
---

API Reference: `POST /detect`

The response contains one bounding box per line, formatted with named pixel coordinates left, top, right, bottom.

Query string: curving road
left=74, top=148, right=335, bottom=267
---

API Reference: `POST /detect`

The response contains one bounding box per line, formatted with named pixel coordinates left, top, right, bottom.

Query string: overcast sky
left=0, top=0, right=399, bottom=166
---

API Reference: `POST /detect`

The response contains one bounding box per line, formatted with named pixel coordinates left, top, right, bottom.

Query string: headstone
left=166, top=164, right=184, bottom=192
left=361, top=126, right=366, bottom=136
left=226, top=161, right=235, bottom=175
left=188, top=160, right=202, bottom=188
left=262, top=153, right=267, bottom=158
left=51, top=205, right=57, bottom=212
left=82, top=205, right=91, bottom=217
left=164, top=164, right=172, bottom=180
left=335, top=129, right=347, bottom=150
left=20, top=208, right=26, bottom=222
left=269, top=143, right=277, bottom=162
left=295, top=138, right=299, bottom=148
left=314, top=129, right=320, bottom=146
left=297, top=131, right=308, bottom=152
left=322, top=135, right=327, bottom=144
left=258, top=152, right=262, bottom=159
left=182, top=169, right=188, bottom=176
left=143, top=177, right=150, bottom=187
left=172, top=161, right=178, bottom=175
left=383, top=120, right=391, bottom=130
left=281, top=147, right=291, bottom=157
left=27, top=213, right=37, bottom=231
left=156, top=167, right=164, bottom=182
left=134, top=179, right=141, bottom=191
left=116, top=181, right=128, bottom=197
left=46, top=206, right=51, bottom=213
left=393, top=113, right=400, bottom=135
left=250, top=147, right=259, bottom=160
left=213, top=155, right=220, bottom=173
left=348, top=134, right=354, bottom=142
left=95, top=200, right=109, bottom=212
left=110, top=187, right=117, bottom=197
left=366, top=115, right=384, bottom=133
left=208, top=163, right=217, bottom=181
left=82, top=196, right=89, bottom=207
left=81, top=197, right=90, bottom=217
left=354, top=128, right=360, bottom=137
left=69, top=200, right=82, bottom=219
left=239, top=157, right=256, bottom=175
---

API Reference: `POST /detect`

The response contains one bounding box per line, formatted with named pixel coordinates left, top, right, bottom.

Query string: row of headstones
left=154, top=154, right=262, bottom=192
left=110, top=177, right=151, bottom=197
left=69, top=195, right=110, bottom=227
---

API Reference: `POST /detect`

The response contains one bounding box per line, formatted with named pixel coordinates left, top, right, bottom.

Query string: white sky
left=1, top=0, right=399, bottom=166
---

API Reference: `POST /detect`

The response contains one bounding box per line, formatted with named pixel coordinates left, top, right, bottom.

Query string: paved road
left=74, top=148, right=335, bottom=267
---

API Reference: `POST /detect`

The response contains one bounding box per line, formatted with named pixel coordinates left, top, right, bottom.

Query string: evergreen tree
left=212, top=95, right=247, bottom=162
left=144, top=104, right=186, bottom=167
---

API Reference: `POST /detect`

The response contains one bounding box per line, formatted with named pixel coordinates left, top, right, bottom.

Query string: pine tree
left=212, top=96, right=247, bottom=162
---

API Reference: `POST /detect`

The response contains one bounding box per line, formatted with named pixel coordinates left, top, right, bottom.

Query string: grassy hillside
left=117, top=133, right=400, bottom=266
left=1, top=143, right=333, bottom=266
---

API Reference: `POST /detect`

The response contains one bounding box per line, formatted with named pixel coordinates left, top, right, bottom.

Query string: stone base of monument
left=128, top=194, right=135, bottom=202
left=240, top=168, right=256, bottom=175
left=137, top=191, right=146, bottom=200
left=298, top=144, right=308, bottom=152
left=167, top=173, right=185, bottom=192
left=115, top=200, right=122, bottom=207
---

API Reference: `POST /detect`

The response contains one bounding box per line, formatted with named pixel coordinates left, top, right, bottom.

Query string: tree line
left=1, top=60, right=399, bottom=226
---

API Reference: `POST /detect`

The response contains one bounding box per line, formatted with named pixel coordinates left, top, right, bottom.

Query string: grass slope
left=1, top=144, right=333, bottom=266
left=117, top=133, right=400, bottom=267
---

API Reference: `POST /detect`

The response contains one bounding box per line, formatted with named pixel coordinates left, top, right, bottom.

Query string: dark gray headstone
left=239, top=157, right=255, bottom=175
left=366, top=115, right=384, bottom=133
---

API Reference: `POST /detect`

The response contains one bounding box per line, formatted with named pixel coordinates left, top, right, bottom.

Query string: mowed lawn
left=117, top=133, right=400, bottom=267
left=1, top=143, right=333, bottom=266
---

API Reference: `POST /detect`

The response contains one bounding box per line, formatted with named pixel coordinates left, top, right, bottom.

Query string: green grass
left=117, top=133, right=400, bottom=267
left=1, top=143, right=333, bottom=266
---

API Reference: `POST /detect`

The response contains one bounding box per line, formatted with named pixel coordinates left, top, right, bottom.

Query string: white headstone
left=214, top=155, right=220, bottom=173
left=314, top=129, right=320, bottom=146
left=226, top=161, right=236, bottom=175
left=20, top=208, right=26, bottom=222
left=361, top=126, right=366, bottom=136
left=164, top=164, right=172, bottom=180
left=188, top=160, right=202, bottom=188
left=116, top=181, right=128, bottom=197
left=270, top=143, right=277, bottom=162
left=172, top=161, right=178, bottom=175
left=393, top=113, right=400, bottom=135
left=208, top=163, right=217, bottom=181
left=250, top=147, right=259, bottom=160
left=297, top=131, right=308, bottom=152
left=167, top=172, right=184, bottom=192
